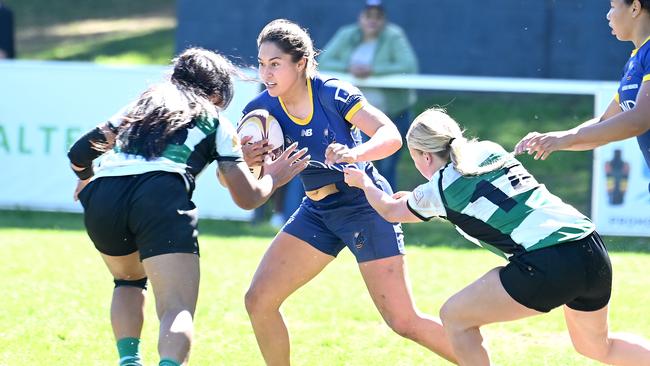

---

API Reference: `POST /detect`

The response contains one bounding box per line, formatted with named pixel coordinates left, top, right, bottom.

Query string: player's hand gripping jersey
left=407, top=141, right=595, bottom=258
left=616, top=36, right=650, bottom=168
left=243, top=75, right=372, bottom=192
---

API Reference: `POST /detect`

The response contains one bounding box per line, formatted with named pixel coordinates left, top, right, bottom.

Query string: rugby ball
left=237, top=109, right=284, bottom=179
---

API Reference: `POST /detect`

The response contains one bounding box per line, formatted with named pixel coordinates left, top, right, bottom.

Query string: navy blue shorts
left=282, top=180, right=405, bottom=263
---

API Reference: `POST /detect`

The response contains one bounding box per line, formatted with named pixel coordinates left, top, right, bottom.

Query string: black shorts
left=78, top=171, right=199, bottom=260
left=499, top=231, right=612, bottom=313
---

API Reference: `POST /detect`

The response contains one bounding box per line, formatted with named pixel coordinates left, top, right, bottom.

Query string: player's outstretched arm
left=218, top=143, right=309, bottom=210
left=514, top=97, right=627, bottom=160
left=343, top=167, right=422, bottom=223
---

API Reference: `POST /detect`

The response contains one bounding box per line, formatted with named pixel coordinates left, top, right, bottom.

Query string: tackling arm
left=218, top=143, right=309, bottom=210
left=343, top=167, right=422, bottom=223
left=67, top=122, right=117, bottom=179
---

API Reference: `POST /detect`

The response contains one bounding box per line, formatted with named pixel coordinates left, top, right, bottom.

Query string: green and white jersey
left=92, top=110, right=243, bottom=191
left=406, top=141, right=595, bottom=258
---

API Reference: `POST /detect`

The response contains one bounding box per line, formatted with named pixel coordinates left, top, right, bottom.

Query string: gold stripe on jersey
left=631, top=36, right=650, bottom=57
left=279, top=78, right=314, bottom=126
left=344, top=101, right=364, bottom=122
left=643, top=74, right=650, bottom=83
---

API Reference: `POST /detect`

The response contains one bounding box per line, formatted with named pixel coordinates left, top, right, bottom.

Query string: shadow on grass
left=0, top=209, right=278, bottom=238
left=2, top=210, right=648, bottom=253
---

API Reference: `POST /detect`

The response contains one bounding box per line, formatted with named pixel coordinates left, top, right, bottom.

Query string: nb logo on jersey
left=301, top=128, right=313, bottom=137
left=334, top=87, right=351, bottom=103
left=622, top=83, right=639, bottom=91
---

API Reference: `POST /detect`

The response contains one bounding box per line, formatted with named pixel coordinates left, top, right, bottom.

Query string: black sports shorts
left=499, top=231, right=612, bottom=313
left=78, top=171, right=199, bottom=260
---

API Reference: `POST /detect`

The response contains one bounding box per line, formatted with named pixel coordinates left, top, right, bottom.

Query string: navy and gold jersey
left=616, top=36, right=650, bottom=167
left=243, top=75, right=369, bottom=191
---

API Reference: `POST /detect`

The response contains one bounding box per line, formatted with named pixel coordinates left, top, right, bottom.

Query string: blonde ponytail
left=406, top=108, right=508, bottom=176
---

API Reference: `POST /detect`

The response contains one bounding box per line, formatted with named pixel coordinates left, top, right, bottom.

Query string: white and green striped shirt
left=407, top=141, right=594, bottom=258
left=92, top=111, right=242, bottom=191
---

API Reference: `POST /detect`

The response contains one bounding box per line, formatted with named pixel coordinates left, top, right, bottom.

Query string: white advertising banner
left=592, top=140, right=650, bottom=236
left=0, top=60, right=258, bottom=220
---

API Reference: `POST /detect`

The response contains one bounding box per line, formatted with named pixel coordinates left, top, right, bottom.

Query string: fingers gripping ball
left=237, top=109, right=284, bottom=178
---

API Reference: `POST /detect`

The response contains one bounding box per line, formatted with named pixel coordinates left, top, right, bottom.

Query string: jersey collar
left=279, top=77, right=314, bottom=126
left=631, top=35, right=650, bottom=57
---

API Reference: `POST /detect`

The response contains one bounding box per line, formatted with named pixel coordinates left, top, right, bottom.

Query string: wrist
left=348, top=148, right=361, bottom=163
left=566, top=129, right=581, bottom=146
left=361, top=176, right=374, bottom=190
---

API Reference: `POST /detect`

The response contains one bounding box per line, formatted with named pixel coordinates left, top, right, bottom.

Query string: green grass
left=4, top=0, right=174, bottom=29
left=24, top=28, right=175, bottom=65
left=7, top=0, right=175, bottom=64
left=1, top=211, right=649, bottom=365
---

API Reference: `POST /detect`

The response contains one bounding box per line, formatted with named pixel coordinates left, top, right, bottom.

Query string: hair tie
left=448, top=137, right=456, bottom=146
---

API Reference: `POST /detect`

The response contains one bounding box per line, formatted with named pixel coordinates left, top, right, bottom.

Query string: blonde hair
left=257, top=19, right=318, bottom=78
left=406, top=108, right=508, bottom=176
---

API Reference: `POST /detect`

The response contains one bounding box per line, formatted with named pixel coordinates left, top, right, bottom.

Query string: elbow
left=67, top=144, right=90, bottom=168
left=388, top=123, right=403, bottom=152
left=390, top=135, right=403, bottom=154
left=630, top=109, right=650, bottom=136
left=230, top=192, right=262, bottom=210
left=233, top=195, right=262, bottom=211
left=634, top=118, right=650, bottom=136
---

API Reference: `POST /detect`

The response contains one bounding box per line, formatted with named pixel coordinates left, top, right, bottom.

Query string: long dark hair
left=115, top=47, right=238, bottom=159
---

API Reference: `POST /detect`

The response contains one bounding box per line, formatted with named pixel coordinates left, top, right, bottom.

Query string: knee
left=571, top=339, right=611, bottom=362
left=244, top=286, right=278, bottom=316
left=439, top=297, right=468, bottom=335
left=439, top=298, right=458, bottom=327
left=384, top=313, right=418, bottom=340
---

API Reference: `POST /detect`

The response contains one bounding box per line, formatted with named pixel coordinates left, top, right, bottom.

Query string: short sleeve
left=319, top=78, right=366, bottom=122
left=214, top=115, right=243, bottom=162
left=406, top=178, right=446, bottom=221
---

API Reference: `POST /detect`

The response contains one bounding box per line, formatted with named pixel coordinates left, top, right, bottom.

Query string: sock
left=159, top=358, right=181, bottom=366
left=116, top=337, right=142, bottom=366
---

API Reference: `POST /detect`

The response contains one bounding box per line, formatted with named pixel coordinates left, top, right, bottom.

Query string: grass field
left=1, top=211, right=649, bottom=366
left=6, top=0, right=175, bottom=64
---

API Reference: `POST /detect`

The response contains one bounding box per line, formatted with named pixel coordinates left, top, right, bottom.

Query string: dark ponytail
left=115, top=48, right=238, bottom=159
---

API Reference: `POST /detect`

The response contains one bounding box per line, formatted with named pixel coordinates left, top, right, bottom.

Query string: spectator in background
left=0, top=2, right=15, bottom=59
left=319, top=0, right=418, bottom=190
